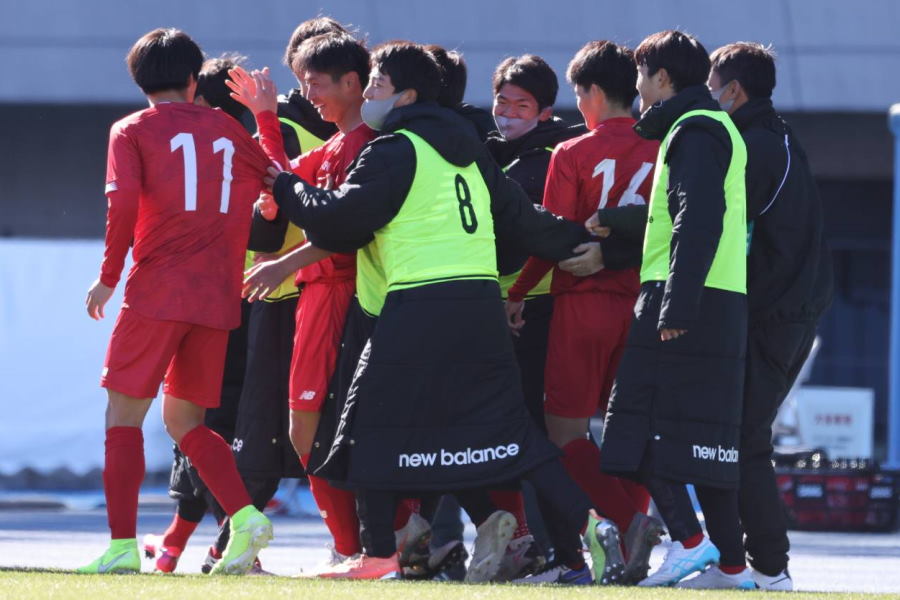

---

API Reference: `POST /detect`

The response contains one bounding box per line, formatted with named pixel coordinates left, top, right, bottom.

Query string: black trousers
left=740, top=320, right=817, bottom=575
left=512, top=295, right=553, bottom=433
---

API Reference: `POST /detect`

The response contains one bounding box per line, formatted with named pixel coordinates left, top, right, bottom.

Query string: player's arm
left=242, top=242, right=332, bottom=302
left=269, top=136, right=414, bottom=249
left=88, top=128, right=140, bottom=320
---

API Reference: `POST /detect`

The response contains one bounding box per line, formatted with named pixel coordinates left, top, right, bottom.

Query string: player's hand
left=263, top=165, right=282, bottom=190
left=226, top=66, right=278, bottom=116
left=558, top=242, right=604, bottom=277
left=85, top=279, right=114, bottom=320
left=585, top=213, right=611, bottom=238
left=660, top=328, right=687, bottom=341
left=257, top=191, right=278, bottom=220
left=505, top=299, right=526, bottom=337
left=243, top=258, right=292, bottom=302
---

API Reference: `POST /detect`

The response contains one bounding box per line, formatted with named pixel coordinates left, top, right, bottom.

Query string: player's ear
left=538, top=105, right=553, bottom=121
left=395, top=88, right=417, bottom=107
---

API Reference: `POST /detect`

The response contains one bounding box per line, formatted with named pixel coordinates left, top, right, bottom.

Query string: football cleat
left=583, top=510, right=626, bottom=585
left=395, top=512, right=432, bottom=573
left=638, top=537, right=720, bottom=587
left=622, top=513, right=665, bottom=584
left=464, top=510, right=517, bottom=583
left=76, top=539, right=141, bottom=574
left=751, top=567, right=793, bottom=591
left=209, top=506, right=273, bottom=575
left=142, top=533, right=181, bottom=573
left=494, top=534, right=547, bottom=581
left=316, top=553, right=401, bottom=579
left=677, top=566, right=758, bottom=589
left=512, top=563, right=593, bottom=585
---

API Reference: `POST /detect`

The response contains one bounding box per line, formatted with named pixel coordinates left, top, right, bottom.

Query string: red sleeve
left=506, top=256, right=554, bottom=302
left=541, top=145, right=580, bottom=220
left=99, top=125, right=141, bottom=288
left=507, top=146, right=579, bottom=302
left=292, top=143, right=326, bottom=183
left=255, top=110, right=289, bottom=171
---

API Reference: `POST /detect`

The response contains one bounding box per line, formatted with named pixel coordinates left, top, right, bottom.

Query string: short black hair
left=425, top=45, right=467, bottom=108
left=292, top=33, right=370, bottom=89
left=492, top=54, right=558, bottom=110
left=635, top=30, right=710, bottom=92
left=283, top=16, right=347, bottom=67
left=710, top=42, right=777, bottom=99
left=566, top=41, right=637, bottom=108
left=196, top=54, right=248, bottom=121
left=126, top=28, right=204, bottom=95
left=370, top=41, right=441, bottom=103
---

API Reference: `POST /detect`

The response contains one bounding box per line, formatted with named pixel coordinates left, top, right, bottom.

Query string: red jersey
left=291, top=123, right=376, bottom=284
left=507, top=117, right=659, bottom=301
left=101, top=103, right=273, bottom=330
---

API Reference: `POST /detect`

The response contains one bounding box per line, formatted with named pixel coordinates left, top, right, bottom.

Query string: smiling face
left=492, top=83, right=550, bottom=140
left=636, top=64, right=667, bottom=113
left=362, top=67, right=396, bottom=101
left=303, top=68, right=359, bottom=124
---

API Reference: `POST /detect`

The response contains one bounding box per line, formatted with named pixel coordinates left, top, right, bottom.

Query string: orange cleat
left=316, top=553, right=401, bottom=580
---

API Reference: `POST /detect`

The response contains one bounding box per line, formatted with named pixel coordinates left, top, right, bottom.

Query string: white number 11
left=170, top=133, right=234, bottom=213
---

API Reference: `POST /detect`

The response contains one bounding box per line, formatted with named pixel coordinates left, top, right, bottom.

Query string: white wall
left=3, top=0, right=900, bottom=110
left=0, top=239, right=170, bottom=474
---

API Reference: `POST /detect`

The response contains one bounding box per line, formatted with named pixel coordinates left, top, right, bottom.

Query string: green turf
left=0, top=569, right=892, bottom=600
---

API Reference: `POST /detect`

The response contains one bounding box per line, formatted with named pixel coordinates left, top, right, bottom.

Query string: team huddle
left=80, top=15, right=832, bottom=591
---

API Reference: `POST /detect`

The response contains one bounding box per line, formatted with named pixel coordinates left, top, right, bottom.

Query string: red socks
left=104, top=426, right=145, bottom=539
left=681, top=532, right=704, bottom=549
left=301, top=454, right=361, bottom=557
left=720, top=564, right=747, bottom=574
left=489, top=490, right=531, bottom=538
left=179, top=425, right=251, bottom=516
left=560, top=438, right=641, bottom=535
left=162, top=514, right=200, bottom=551
left=393, top=498, right=421, bottom=531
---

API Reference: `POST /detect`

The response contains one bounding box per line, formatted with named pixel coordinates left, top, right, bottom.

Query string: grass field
left=0, top=570, right=893, bottom=600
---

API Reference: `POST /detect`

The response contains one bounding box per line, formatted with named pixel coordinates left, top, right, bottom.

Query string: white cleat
left=637, top=537, right=720, bottom=587
left=677, top=566, right=758, bottom=589
left=464, top=510, right=517, bottom=583
left=752, top=567, right=793, bottom=591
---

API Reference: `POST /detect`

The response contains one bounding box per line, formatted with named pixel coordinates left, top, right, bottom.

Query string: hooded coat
left=272, top=102, right=589, bottom=490
left=600, top=86, right=748, bottom=489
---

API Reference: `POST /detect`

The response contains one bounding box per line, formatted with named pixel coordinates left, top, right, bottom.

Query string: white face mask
left=361, top=93, right=403, bottom=131
left=494, top=114, right=540, bottom=141
left=710, top=82, right=735, bottom=112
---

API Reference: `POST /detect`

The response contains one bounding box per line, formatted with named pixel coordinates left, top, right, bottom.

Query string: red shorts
left=289, top=279, right=355, bottom=412
left=544, top=291, right=635, bottom=418
left=101, top=307, right=229, bottom=408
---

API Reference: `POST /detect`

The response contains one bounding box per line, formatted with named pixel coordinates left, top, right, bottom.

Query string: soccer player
left=268, top=41, right=623, bottom=585
left=80, top=28, right=281, bottom=575
left=599, top=30, right=751, bottom=588
left=426, top=45, right=496, bottom=140
left=484, top=53, right=586, bottom=579
left=699, top=42, right=832, bottom=591
left=236, top=32, right=375, bottom=565
left=141, top=53, right=254, bottom=574
left=504, top=41, right=662, bottom=584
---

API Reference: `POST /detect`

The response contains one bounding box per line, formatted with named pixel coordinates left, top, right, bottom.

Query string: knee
left=164, top=412, right=202, bottom=444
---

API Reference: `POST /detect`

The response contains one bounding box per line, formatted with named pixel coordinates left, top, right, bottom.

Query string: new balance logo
left=691, top=444, right=739, bottom=463
left=299, top=390, right=316, bottom=401
left=398, top=444, right=520, bottom=468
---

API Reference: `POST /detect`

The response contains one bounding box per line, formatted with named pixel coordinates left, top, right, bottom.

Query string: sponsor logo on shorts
left=299, top=390, right=317, bottom=401
left=691, top=444, right=738, bottom=463
left=398, top=444, right=520, bottom=468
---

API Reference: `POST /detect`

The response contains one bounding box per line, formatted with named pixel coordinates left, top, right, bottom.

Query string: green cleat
left=76, top=539, right=141, bottom=574
left=583, top=510, right=625, bottom=585
left=209, top=506, right=273, bottom=575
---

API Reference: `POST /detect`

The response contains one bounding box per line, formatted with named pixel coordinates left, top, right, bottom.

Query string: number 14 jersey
left=101, top=103, right=272, bottom=330
left=508, top=117, right=659, bottom=300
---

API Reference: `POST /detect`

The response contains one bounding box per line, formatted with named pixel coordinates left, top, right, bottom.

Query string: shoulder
left=667, top=116, right=731, bottom=160
left=110, top=108, right=152, bottom=137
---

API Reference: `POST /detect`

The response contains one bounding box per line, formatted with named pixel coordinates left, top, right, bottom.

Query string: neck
left=335, top=99, right=364, bottom=133
left=590, top=105, right=633, bottom=128
left=147, top=90, right=190, bottom=106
